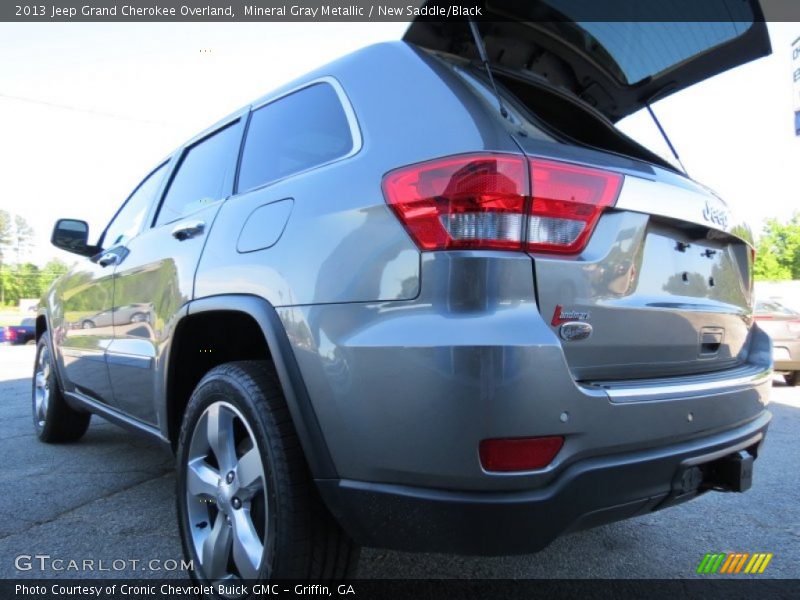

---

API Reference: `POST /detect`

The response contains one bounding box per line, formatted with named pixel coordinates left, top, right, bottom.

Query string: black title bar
left=4, top=0, right=800, bottom=23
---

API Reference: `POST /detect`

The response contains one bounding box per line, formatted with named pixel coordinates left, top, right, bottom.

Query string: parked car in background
left=755, top=300, right=800, bottom=386
left=76, top=303, right=152, bottom=329
left=0, top=318, right=36, bottom=345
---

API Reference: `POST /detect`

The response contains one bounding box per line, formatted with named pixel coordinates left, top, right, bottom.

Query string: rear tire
left=176, top=361, right=358, bottom=594
left=785, top=372, right=799, bottom=387
left=32, top=335, right=91, bottom=443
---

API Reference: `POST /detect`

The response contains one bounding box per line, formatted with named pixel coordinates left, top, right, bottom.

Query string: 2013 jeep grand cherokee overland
left=33, top=4, right=773, bottom=589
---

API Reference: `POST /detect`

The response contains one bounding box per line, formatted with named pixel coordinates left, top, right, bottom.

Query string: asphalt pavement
left=1, top=345, right=798, bottom=579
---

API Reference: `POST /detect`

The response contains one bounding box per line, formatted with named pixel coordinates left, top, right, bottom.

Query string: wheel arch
left=165, top=295, right=337, bottom=479
left=35, top=313, right=48, bottom=341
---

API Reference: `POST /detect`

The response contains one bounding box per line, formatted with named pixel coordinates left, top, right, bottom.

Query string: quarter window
left=155, top=123, right=240, bottom=227
left=237, top=83, right=354, bottom=193
left=103, top=163, right=168, bottom=249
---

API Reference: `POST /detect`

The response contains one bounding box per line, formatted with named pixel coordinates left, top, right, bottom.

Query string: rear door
left=53, top=166, right=174, bottom=402
left=51, top=257, right=115, bottom=402
left=524, top=163, right=756, bottom=381
left=411, top=2, right=765, bottom=381
left=106, top=116, right=245, bottom=424
left=405, top=0, right=771, bottom=121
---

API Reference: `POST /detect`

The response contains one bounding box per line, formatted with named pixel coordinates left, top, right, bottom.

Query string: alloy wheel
left=34, top=344, right=51, bottom=428
left=186, top=401, right=267, bottom=581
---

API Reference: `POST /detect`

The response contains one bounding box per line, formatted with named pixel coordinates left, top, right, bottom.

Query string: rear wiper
left=468, top=19, right=509, bottom=120
left=646, top=103, right=688, bottom=176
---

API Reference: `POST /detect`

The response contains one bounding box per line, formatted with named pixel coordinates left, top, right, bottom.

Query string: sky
left=0, top=21, right=798, bottom=266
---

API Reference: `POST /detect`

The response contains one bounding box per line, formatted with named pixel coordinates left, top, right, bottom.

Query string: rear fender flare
left=179, top=295, right=337, bottom=479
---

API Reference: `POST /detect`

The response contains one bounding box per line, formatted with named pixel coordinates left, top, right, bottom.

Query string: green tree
left=0, top=262, right=42, bottom=305
left=39, top=258, right=69, bottom=295
left=754, top=214, right=800, bottom=281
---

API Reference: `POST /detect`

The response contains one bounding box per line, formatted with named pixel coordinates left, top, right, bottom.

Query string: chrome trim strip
left=60, top=347, right=107, bottom=362
left=582, top=365, right=772, bottom=402
left=105, top=352, right=152, bottom=369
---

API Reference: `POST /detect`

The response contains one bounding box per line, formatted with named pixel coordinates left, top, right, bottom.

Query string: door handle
left=97, top=253, right=120, bottom=268
left=171, top=220, right=206, bottom=241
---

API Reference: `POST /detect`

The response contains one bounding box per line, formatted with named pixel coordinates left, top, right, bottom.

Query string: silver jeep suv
left=34, top=5, right=772, bottom=587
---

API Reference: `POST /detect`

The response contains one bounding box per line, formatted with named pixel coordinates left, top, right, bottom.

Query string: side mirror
left=51, top=219, right=96, bottom=257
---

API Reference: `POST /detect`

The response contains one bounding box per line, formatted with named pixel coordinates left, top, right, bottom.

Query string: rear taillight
left=383, top=154, right=622, bottom=254
left=528, top=158, right=623, bottom=254
left=382, top=154, right=526, bottom=251
left=6, top=329, right=17, bottom=342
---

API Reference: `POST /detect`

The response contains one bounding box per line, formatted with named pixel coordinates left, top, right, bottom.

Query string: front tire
left=785, top=372, right=799, bottom=387
left=32, top=335, right=91, bottom=442
left=176, top=361, right=358, bottom=593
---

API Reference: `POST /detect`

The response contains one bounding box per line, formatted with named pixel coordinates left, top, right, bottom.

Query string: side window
left=155, top=122, right=240, bottom=227
left=237, top=83, right=354, bottom=193
left=103, top=163, right=168, bottom=249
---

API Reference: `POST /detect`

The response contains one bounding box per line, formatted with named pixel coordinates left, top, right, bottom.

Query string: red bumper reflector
left=479, top=436, right=564, bottom=472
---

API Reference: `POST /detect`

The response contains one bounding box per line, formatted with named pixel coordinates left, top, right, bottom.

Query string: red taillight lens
left=6, top=329, right=17, bottom=342
left=527, top=158, right=623, bottom=254
left=383, top=154, right=622, bottom=254
left=383, top=154, right=527, bottom=251
left=479, top=436, right=564, bottom=472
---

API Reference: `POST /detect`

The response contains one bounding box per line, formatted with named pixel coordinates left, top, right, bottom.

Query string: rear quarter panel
left=194, top=42, right=523, bottom=306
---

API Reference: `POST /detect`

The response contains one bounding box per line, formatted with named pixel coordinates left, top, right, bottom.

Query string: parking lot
left=0, top=344, right=797, bottom=579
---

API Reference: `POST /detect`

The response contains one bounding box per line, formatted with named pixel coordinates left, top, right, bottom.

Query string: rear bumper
left=317, top=411, right=770, bottom=555
left=283, top=284, right=773, bottom=491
